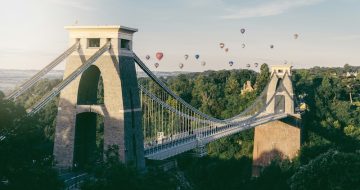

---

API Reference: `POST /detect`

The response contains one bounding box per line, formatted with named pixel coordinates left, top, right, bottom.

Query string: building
left=345, top=71, right=358, bottom=78
left=241, top=80, right=254, bottom=95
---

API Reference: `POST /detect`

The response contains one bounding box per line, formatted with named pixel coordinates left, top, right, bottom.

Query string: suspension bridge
left=6, top=26, right=301, bottom=173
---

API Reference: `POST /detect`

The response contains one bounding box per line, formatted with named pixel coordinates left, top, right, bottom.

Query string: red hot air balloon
left=156, top=52, right=164, bottom=61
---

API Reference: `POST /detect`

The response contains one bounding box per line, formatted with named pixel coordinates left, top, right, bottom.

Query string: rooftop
left=64, top=25, right=138, bottom=33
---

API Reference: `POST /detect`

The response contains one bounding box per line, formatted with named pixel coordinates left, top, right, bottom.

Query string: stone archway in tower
left=73, top=112, right=104, bottom=169
left=74, top=65, right=105, bottom=169
left=77, top=65, right=104, bottom=105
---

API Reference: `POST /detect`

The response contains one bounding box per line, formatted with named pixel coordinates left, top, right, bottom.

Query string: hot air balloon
left=195, top=54, right=200, bottom=60
left=201, top=61, right=206, bottom=66
left=284, top=60, right=288, bottom=64
left=184, top=54, right=189, bottom=60
left=229, top=61, right=234, bottom=66
left=254, top=63, right=259, bottom=67
left=294, top=34, right=299, bottom=39
left=242, top=43, right=246, bottom=48
left=225, top=48, right=229, bottom=52
left=145, top=55, right=150, bottom=60
left=270, top=45, right=274, bottom=49
left=246, top=64, right=251, bottom=68
left=154, top=62, right=159, bottom=68
left=179, top=63, right=184, bottom=69
left=241, top=28, right=246, bottom=34
left=220, top=43, right=225, bottom=49
left=156, top=52, right=164, bottom=61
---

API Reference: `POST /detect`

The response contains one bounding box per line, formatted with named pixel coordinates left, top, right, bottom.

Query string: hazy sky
left=0, top=0, right=359, bottom=71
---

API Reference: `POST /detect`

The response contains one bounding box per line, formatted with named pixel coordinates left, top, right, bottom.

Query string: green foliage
left=164, top=69, right=257, bottom=119
left=168, top=74, right=194, bottom=103
left=1, top=63, right=359, bottom=189
left=16, top=79, right=60, bottom=141
left=16, top=79, right=60, bottom=109
left=289, top=150, right=360, bottom=190
left=81, top=146, right=177, bottom=190
left=179, top=65, right=359, bottom=190
left=207, top=130, right=254, bottom=159
left=255, top=63, right=270, bottom=94
left=344, top=124, right=360, bottom=140
left=0, top=94, right=63, bottom=190
left=252, top=158, right=299, bottom=190
left=292, top=67, right=360, bottom=151
left=178, top=156, right=252, bottom=190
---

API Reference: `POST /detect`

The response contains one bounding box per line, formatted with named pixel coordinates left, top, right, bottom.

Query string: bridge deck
left=145, top=113, right=289, bottom=160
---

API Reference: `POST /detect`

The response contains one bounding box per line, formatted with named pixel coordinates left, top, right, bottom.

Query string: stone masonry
left=53, top=26, right=145, bottom=170
left=252, top=65, right=301, bottom=176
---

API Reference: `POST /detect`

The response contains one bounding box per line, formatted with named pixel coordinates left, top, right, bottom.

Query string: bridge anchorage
left=6, top=25, right=301, bottom=173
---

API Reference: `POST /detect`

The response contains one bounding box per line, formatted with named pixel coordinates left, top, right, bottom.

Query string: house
left=345, top=71, right=358, bottom=78
left=241, top=80, right=254, bottom=95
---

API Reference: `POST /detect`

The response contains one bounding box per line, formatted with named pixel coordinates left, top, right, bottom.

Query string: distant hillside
left=0, top=70, right=63, bottom=94
left=0, top=69, right=190, bottom=94
left=2, top=65, right=357, bottom=95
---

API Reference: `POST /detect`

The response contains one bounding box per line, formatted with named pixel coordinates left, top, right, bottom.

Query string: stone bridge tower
left=252, top=65, right=301, bottom=176
left=53, top=26, right=145, bottom=170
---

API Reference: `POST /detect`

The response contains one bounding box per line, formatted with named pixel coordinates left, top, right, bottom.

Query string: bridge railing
left=136, top=65, right=293, bottom=159
left=134, top=54, right=223, bottom=123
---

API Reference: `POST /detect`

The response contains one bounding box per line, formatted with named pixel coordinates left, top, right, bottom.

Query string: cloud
left=50, top=0, right=96, bottom=11
left=221, top=0, right=325, bottom=19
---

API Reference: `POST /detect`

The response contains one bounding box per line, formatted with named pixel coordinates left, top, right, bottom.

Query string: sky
left=0, top=0, right=359, bottom=72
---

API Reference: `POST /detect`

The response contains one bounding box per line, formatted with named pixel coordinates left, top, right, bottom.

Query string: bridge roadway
left=144, top=112, right=289, bottom=160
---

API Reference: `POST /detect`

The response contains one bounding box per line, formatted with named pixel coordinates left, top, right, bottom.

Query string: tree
left=344, top=63, right=352, bottom=73
left=289, top=150, right=360, bottom=190
left=81, top=146, right=177, bottom=190
left=0, top=94, right=63, bottom=190
left=255, top=63, right=270, bottom=94
left=252, top=159, right=297, bottom=190
left=178, top=156, right=252, bottom=190
left=169, top=74, right=194, bottom=103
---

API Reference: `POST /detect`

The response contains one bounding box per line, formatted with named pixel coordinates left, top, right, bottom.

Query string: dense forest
left=0, top=64, right=360, bottom=190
